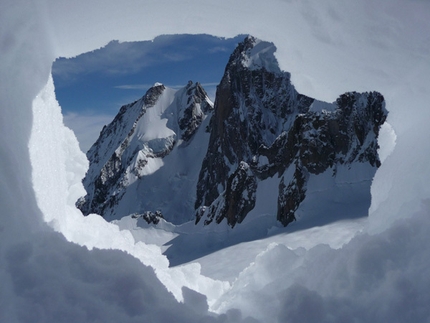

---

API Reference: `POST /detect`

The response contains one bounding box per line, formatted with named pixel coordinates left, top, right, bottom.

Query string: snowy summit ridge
left=77, top=81, right=213, bottom=223
left=78, top=35, right=388, bottom=229
left=239, top=36, right=281, bottom=73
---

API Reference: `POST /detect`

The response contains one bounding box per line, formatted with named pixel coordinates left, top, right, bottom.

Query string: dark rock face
left=195, top=37, right=313, bottom=212
left=195, top=36, right=387, bottom=227
left=179, top=81, right=212, bottom=142
left=132, top=210, right=164, bottom=225
left=195, top=161, right=257, bottom=227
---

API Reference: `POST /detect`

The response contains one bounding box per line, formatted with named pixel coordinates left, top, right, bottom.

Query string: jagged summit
left=195, top=36, right=312, bottom=218
left=77, top=81, right=214, bottom=222
left=78, top=35, right=388, bottom=229
left=236, top=35, right=281, bottom=73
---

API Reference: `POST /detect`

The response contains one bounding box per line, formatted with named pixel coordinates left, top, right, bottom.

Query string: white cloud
left=208, top=46, right=229, bottom=53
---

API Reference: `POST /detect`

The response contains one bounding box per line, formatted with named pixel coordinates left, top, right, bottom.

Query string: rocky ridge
left=77, top=81, right=213, bottom=220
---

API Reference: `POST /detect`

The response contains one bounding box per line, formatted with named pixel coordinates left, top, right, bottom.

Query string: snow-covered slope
left=78, top=82, right=213, bottom=223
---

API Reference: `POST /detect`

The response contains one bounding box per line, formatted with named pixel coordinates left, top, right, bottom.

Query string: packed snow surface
left=2, top=0, right=430, bottom=322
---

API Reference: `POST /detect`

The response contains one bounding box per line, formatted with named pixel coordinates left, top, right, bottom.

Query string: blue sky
left=53, top=34, right=244, bottom=114
left=53, top=34, right=244, bottom=151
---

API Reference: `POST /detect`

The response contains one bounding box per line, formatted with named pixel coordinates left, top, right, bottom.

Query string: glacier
left=1, top=0, right=430, bottom=322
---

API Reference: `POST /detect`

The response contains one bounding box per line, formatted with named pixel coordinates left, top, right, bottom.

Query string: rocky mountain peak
left=143, top=82, right=166, bottom=106
left=77, top=81, right=214, bottom=221
left=79, top=35, right=388, bottom=230
left=195, top=36, right=313, bottom=216
left=195, top=36, right=387, bottom=228
left=226, top=35, right=282, bottom=74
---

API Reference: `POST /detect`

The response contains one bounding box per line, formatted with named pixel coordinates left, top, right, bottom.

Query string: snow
left=137, top=87, right=176, bottom=142
left=2, top=0, right=430, bottom=322
left=242, top=38, right=281, bottom=73
left=377, top=121, right=397, bottom=164
left=243, top=174, right=279, bottom=222
left=308, top=99, right=337, bottom=113
left=295, top=164, right=374, bottom=226
left=134, top=154, right=164, bottom=177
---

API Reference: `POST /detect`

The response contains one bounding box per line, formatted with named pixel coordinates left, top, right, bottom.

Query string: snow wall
left=1, top=0, right=430, bottom=322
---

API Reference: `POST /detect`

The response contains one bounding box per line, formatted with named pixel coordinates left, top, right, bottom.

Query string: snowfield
left=2, top=0, right=430, bottom=322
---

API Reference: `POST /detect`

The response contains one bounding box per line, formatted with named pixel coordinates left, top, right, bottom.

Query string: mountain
left=195, top=36, right=387, bottom=228
left=78, top=36, right=387, bottom=228
left=77, top=81, right=214, bottom=224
